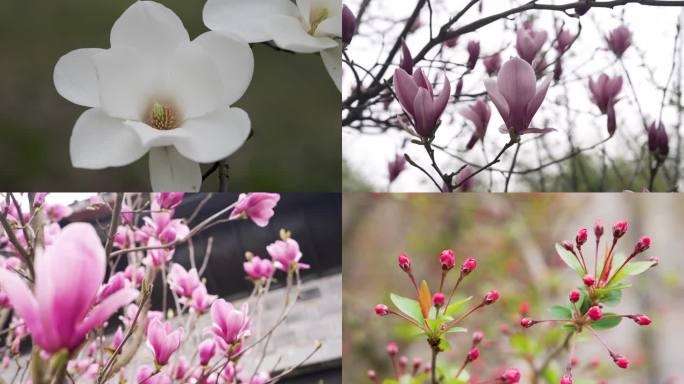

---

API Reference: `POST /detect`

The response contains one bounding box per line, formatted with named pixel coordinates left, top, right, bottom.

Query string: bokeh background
left=0, top=0, right=340, bottom=191
left=343, top=193, right=684, bottom=383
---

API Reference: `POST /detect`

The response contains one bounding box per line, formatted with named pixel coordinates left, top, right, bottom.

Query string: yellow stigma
left=149, top=102, right=178, bottom=130
left=308, top=8, right=329, bottom=35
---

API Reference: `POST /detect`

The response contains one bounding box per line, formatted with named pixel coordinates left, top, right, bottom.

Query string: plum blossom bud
left=583, top=274, right=595, bottom=287
left=466, top=40, right=480, bottom=70
left=560, top=375, right=573, bottom=384
left=576, top=228, right=588, bottom=247
left=386, top=341, right=398, bottom=356
left=569, top=290, right=580, bottom=303
left=375, top=304, right=389, bottom=316
left=483, top=53, right=501, bottom=76
left=461, top=258, right=477, bottom=274
left=400, top=40, right=414, bottom=74
left=388, top=153, right=407, bottom=183
left=342, top=5, right=356, bottom=45
left=412, top=358, right=422, bottom=373
left=501, top=368, right=521, bottom=383
left=594, top=220, right=604, bottom=239
left=634, top=236, right=650, bottom=254
left=612, top=220, right=628, bottom=239
left=561, top=240, right=574, bottom=252
left=397, top=253, right=411, bottom=272
left=612, top=354, right=629, bottom=369
left=440, top=249, right=456, bottom=271
left=432, top=292, right=445, bottom=307
left=472, top=331, right=484, bottom=344
left=467, top=347, right=480, bottom=361
left=516, top=25, right=547, bottom=64
left=606, top=25, right=632, bottom=58
left=198, top=339, right=216, bottom=366
left=520, top=318, right=535, bottom=328
left=484, top=290, right=499, bottom=305
left=587, top=306, right=602, bottom=321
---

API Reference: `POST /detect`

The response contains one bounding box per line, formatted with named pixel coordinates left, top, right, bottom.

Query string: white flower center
left=307, top=8, right=329, bottom=35
left=147, top=102, right=179, bottom=131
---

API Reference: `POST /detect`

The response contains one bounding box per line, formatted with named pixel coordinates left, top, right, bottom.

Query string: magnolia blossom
left=153, top=192, right=184, bottom=211
left=516, top=25, right=548, bottom=64
left=484, top=57, right=553, bottom=138
left=648, top=121, right=669, bottom=159
left=342, top=4, right=356, bottom=45
left=243, top=256, right=275, bottom=280
left=589, top=74, right=623, bottom=114
left=393, top=68, right=450, bottom=138
left=198, top=338, right=217, bottom=366
left=266, top=238, right=310, bottom=271
left=606, top=25, right=632, bottom=57
left=0, top=223, right=138, bottom=353
left=204, top=0, right=342, bottom=91
left=400, top=40, right=414, bottom=74
left=137, top=365, right=172, bottom=384
left=54, top=1, right=254, bottom=191
left=555, top=28, right=576, bottom=52
left=147, top=318, right=184, bottom=366
left=466, top=40, right=480, bottom=70
left=46, top=204, right=73, bottom=222
left=211, top=299, right=251, bottom=349
left=168, top=263, right=201, bottom=298
left=483, top=53, right=501, bottom=76
left=459, top=99, right=491, bottom=150
left=388, top=153, right=407, bottom=183
left=191, top=284, right=217, bottom=314
left=229, top=193, right=281, bottom=227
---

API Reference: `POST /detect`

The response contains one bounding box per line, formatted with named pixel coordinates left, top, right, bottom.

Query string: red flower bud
left=612, top=220, right=628, bottom=239
left=398, top=253, right=412, bottom=272
left=633, top=314, right=652, bottom=326
left=432, top=292, right=445, bottom=307
left=467, top=347, right=480, bottom=361
left=570, top=357, right=578, bottom=366
left=386, top=342, right=398, bottom=356
left=587, top=305, right=602, bottom=321
left=413, top=358, right=422, bottom=371
left=375, top=304, right=390, bottom=316
left=484, top=290, right=500, bottom=305
left=461, top=258, right=477, bottom=274
left=576, top=228, right=588, bottom=247
left=520, top=318, right=535, bottom=328
left=569, top=290, right=581, bottom=303
left=594, top=219, right=604, bottom=239
left=367, top=370, right=377, bottom=380
left=634, top=236, right=651, bottom=254
left=440, top=249, right=456, bottom=271
left=501, top=367, right=521, bottom=383
left=612, top=354, right=629, bottom=369
left=472, top=331, right=484, bottom=344
left=399, top=356, right=408, bottom=368
left=560, top=375, right=573, bottom=384
left=519, top=302, right=529, bottom=316
left=582, top=274, right=595, bottom=287
left=561, top=240, right=574, bottom=252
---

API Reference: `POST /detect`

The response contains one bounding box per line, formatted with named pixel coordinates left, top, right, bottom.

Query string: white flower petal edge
left=53, top=48, right=104, bottom=108
left=267, top=15, right=338, bottom=53
left=320, top=45, right=342, bottom=92
left=203, top=0, right=298, bottom=43
left=149, top=147, right=202, bottom=192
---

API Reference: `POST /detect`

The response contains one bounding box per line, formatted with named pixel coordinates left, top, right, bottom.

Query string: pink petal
left=393, top=68, right=418, bottom=116
left=520, top=127, right=556, bottom=135
left=0, top=269, right=45, bottom=349
left=412, top=69, right=434, bottom=97
left=432, top=75, right=451, bottom=124
left=412, top=88, right=433, bottom=137
left=497, top=57, right=536, bottom=112
left=73, top=288, right=139, bottom=350
left=525, top=76, right=552, bottom=123
left=484, top=79, right=510, bottom=124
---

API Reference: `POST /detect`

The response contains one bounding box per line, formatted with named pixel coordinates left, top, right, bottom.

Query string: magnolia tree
left=0, top=192, right=320, bottom=384
left=342, top=0, right=684, bottom=192
left=54, top=0, right=342, bottom=192
left=369, top=219, right=656, bottom=384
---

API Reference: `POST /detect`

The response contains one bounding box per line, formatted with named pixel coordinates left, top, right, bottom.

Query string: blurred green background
left=343, top=193, right=684, bottom=383
left=0, top=0, right=340, bottom=191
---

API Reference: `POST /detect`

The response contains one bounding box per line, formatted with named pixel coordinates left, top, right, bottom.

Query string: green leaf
left=600, top=289, right=622, bottom=306
left=445, top=326, right=467, bottom=334
left=611, top=261, right=655, bottom=285
left=390, top=293, right=424, bottom=324
left=548, top=305, right=573, bottom=320
left=555, top=243, right=585, bottom=276
left=591, top=314, right=622, bottom=330
left=438, top=337, right=451, bottom=351
left=444, top=296, right=473, bottom=316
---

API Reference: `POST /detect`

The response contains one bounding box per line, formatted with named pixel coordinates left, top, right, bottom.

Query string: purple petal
left=520, top=127, right=556, bottom=135
left=497, top=57, right=536, bottom=112
left=73, top=288, right=139, bottom=350
left=525, top=76, right=552, bottom=124
left=484, top=79, right=510, bottom=125
left=0, top=269, right=46, bottom=349
left=393, top=68, right=418, bottom=116
left=412, top=88, right=433, bottom=137
left=432, top=75, right=451, bottom=123
left=412, top=69, right=434, bottom=97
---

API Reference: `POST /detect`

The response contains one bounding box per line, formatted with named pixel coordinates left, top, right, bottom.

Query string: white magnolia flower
left=54, top=1, right=254, bottom=191
left=203, top=0, right=342, bottom=91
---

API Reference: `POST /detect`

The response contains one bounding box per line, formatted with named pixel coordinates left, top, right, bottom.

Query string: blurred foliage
left=0, top=0, right=340, bottom=191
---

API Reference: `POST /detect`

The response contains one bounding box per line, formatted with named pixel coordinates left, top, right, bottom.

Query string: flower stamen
left=308, top=8, right=329, bottom=35
left=149, top=102, right=178, bottom=130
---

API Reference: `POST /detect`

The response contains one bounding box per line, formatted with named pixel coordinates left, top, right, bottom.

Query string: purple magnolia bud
left=648, top=122, right=658, bottom=153
left=589, top=74, right=623, bottom=114
left=466, top=40, right=480, bottom=70
left=388, top=153, right=407, bottom=183
left=553, top=58, right=563, bottom=81
left=400, top=40, right=414, bottom=74
left=459, top=98, right=491, bottom=150
left=606, top=25, right=632, bottom=58
left=606, top=103, right=617, bottom=136
left=483, top=53, right=501, bottom=76
left=342, top=5, right=356, bottom=45
left=555, top=28, right=576, bottom=52
left=657, top=125, right=669, bottom=157
left=516, top=25, right=548, bottom=64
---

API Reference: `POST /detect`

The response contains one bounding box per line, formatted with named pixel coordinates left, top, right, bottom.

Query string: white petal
left=320, top=45, right=341, bottom=92
left=92, top=47, right=158, bottom=120
left=296, top=0, right=312, bottom=27
left=111, top=1, right=189, bottom=61
left=70, top=109, right=148, bottom=169
left=125, top=120, right=188, bottom=148
left=174, top=108, right=250, bottom=163
left=316, top=15, right=342, bottom=37
left=193, top=32, right=254, bottom=106
left=148, top=147, right=201, bottom=192
left=54, top=48, right=104, bottom=108
left=267, top=15, right=338, bottom=53
left=203, top=0, right=298, bottom=43
left=165, top=43, right=225, bottom=119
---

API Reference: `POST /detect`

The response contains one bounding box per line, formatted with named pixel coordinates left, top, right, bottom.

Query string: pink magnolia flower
left=198, top=338, right=216, bottom=366
left=111, top=326, right=124, bottom=350
left=516, top=25, right=548, bottom=64
left=139, top=210, right=189, bottom=244
left=388, top=153, right=407, bottom=183
left=400, top=40, right=414, bottom=75
left=484, top=57, right=553, bottom=137
left=172, top=356, right=189, bottom=380
left=266, top=238, right=310, bottom=272
left=243, top=256, right=274, bottom=281
left=144, top=239, right=174, bottom=267
left=589, top=74, right=623, bottom=115
left=190, top=284, right=216, bottom=314
left=555, top=28, right=576, bottom=52
left=137, top=365, right=172, bottom=384
left=648, top=121, right=669, bottom=159
left=113, top=225, right=135, bottom=249
left=483, top=53, right=501, bottom=76
left=211, top=299, right=250, bottom=348
left=466, top=40, right=480, bottom=70
left=45, top=203, right=73, bottom=222
left=342, top=5, right=356, bottom=45
left=152, top=192, right=185, bottom=211
left=606, top=25, right=632, bottom=57
left=459, top=99, right=491, bottom=150
left=393, top=68, right=450, bottom=138
left=168, top=263, right=201, bottom=298
left=95, top=271, right=128, bottom=304
left=229, top=193, right=281, bottom=227
left=0, top=223, right=138, bottom=353
left=146, top=318, right=183, bottom=366
left=33, top=193, right=48, bottom=208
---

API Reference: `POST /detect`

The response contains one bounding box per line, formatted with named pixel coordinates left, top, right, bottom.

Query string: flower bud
left=472, top=331, right=484, bottom=345
left=432, top=292, right=445, bottom=307
left=466, top=40, right=480, bottom=70
left=587, top=305, right=602, bottom=321
left=375, top=304, right=389, bottom=316
left=445, top=36, right=458, bottom=48
left=582, top=274, right=595, bottom=287
left=341, top=5, right=356, bottom=45
left=440, top=249, right=456, bottom=271
left=612, top=220, right=628, bottom=239
left=634, top=236, right=651, bottom=254
left=561, top=240, right=574, bottom=252
left=569, top=290, right=580, bottom=303
left=386, top=342, right=398, bottom=356
left=461, top=258, right=477, bottom=274
left=594, top=219, right=604, bottom=239
left=483, top=53, right=501, bottom=76
left=397, top=253, right=411, bottom=272
left=400, top=41, right=414, bottom=74
left=484, top=290, right=499, bottom=305
left=612, top=354, right=629, bottom=369
left=648, top=255, right=659, bottom=266
left=399, top=356, right=408, bottom=369
left=467, top=347, right=480, bottom=361
left=501, top=367, right=521, bottom=383
left=520, top=318, right=535, bottom=328
left=632, top=314, right=652, bottom=326
left=519, top=302, right=529, bottom=316
left=576, top=228, right=588, bottom=247
left=412, top=358, right=422, bottom=372
left=560, top=375, right=573, bottom=384
left=367, top=370, right=377, bottom=380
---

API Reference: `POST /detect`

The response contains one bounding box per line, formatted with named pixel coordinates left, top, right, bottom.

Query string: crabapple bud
left=413, top=358, right=422, bottom=371
left=587, top=306, right=602, bottom=321
left=570, top=357, right=578, bottom=366
left=612, top=220, right=628, bottom=239
left=398, top=253, right=412, bottom=272
left=583, top=274, right=595, bottom=286
left=561, top=240, right=574, bottom=252
left=484, top=290, right=500, bottom=305
left=368, top=370, right=377, bottom=380
left=386, top=342, right=398, bottom=356
left=440, top=249, right=456, bottom=271
left=576, top=228, right=588, bottom=247
left=560, top=375, right=572, bottom=384
left=399, top=356, right=408, bottom=369
left=613, top=355, right=629, bottom=369
left=472, top=331, right=484, bottom=344
left=461, top=258, right=477, bottom=274
left=375, top=304, right=389, bottom=316
left=569, top=290, right=580, bottom=303
left=468, top=347, right=480, bottom=361
left=633, top=314, right=652, bottom=326
left=501, top=367, right=521, bottom=383
left=432, top=292, right=445, bottom=307
left=520, top=318, right=535, bottom=328
left=519, top=301, right=530, bottom=316
left=594, top=220, right=604, bottom=239
left=634, top=236, right=651, bottom=254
